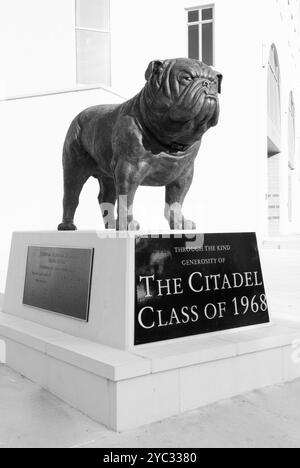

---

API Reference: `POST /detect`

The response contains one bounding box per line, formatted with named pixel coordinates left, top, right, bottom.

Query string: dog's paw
left=169, top=218, right=196, bottom=230
left=128, top=219, right=140, bottom=231
left=116, top=219, right=140, bottom=231
left=183, top=219, right=196, bottom=230
left=57, top=222, right=77, bottom=231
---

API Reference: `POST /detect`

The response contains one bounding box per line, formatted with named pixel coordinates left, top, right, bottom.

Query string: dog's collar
left=167, top=142, right=189, bottom=154
left=147, top=131, right=190, bottom=155
left=135, top=116, right=190, bottom=154
left=134, top=92, right=194, bottom=155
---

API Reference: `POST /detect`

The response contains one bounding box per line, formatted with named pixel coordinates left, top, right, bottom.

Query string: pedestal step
left=1, top=311, right=300, bottom=431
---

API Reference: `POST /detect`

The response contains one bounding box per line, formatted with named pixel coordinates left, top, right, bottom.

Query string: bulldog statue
left=58, top=58, right=222, bottom=231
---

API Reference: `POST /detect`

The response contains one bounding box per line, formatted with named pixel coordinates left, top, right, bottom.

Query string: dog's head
left=143, top=58, right=222, bottom=146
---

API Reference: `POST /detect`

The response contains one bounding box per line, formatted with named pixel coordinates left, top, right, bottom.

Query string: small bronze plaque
left=135, top=233, right=270, bottom=345
left=23, top=246, right=94, bottom=321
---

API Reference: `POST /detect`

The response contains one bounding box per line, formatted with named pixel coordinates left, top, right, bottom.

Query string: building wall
left=261, top=0, right=300, bottom=235
left=111, top=0, right=300, bottom=236
left=0, top=0, right=300, bottom=292
left=110, top=0, right=270, bottom=237
left=110, top=0, right=300, bottom=239
left=0, top=88, right=123, bottom=292
left=0, top=0, right=77, bottom=97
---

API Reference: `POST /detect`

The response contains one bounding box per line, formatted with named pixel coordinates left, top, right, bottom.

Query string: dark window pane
left=188, top=25, right=199, bottom=60
left=202, top=8, right=213, bottom=21
left=202, top=22, right=213, bottom=65
left=188, top=10, right=199, bottom=23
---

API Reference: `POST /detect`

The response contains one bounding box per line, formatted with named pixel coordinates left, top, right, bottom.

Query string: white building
left=0, top=0, right=300, bottom=291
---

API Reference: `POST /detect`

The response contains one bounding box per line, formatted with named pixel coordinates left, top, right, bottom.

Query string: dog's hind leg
left=97, top=177, right=117, bottom=229
left=58, top=146, right=91, bottom=231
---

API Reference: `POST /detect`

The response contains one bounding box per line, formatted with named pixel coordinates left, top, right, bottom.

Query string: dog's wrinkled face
left=144, top=58, right=222, bottom=140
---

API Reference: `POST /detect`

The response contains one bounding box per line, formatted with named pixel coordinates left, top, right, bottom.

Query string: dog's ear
left=145, top=60, right=164, bottom=81
left=216, top=73, right=223, bottom=94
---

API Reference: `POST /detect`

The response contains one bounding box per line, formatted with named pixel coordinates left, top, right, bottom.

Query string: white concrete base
left=4, top=231, right=136, bottom=351
left=1, top=311, right=300, bottom=431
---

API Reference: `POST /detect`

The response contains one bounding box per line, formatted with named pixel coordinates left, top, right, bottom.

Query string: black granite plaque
left=135, top=233, right=270, bottom=345
left=23, top=246, right=94, bottom=321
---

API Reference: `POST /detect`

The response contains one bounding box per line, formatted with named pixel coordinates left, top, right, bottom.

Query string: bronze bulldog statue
left=58, top=58, right=222, bottom=231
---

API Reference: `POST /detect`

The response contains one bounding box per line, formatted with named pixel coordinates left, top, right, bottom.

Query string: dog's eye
left=182, top=76, right=193, bottom=83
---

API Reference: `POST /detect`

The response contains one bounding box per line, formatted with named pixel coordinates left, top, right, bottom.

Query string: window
left=288, top=92, right=296, bottom=222
left=187, top=6, right=214, bottom=66
left=267, top=44, right=281, bottom=155
left=288, top=92, right=296, bottom=170
left=76, top=0, right=111, bottom=86
left=267, top=45, right=281, bottom=235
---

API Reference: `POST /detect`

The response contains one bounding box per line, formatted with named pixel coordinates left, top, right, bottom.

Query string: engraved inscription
left=23, top=247, right=94, bottom=321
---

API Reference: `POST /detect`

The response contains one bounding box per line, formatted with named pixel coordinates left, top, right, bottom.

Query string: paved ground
left=261, top=249, right=300, bottom=323
left=0, top=247, right=300, bottom=448
left=1, top=365, right=300, bottom=449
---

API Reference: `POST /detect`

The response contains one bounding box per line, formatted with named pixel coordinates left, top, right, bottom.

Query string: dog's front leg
left=115, top=160, right=147, bottom=231
left=165, top=165, right=196, bottom=230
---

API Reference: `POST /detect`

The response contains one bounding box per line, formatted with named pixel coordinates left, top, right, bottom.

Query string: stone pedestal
left=1, top=231, right=300, bottom=431
left=4, top=231, right=135, bottom=351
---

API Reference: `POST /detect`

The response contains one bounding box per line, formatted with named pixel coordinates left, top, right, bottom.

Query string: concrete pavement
left=0, top=364, right=300, bottom=448
left=261, top=249, right=300, bottom=323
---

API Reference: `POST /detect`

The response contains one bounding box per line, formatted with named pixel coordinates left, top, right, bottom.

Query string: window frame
left=75, top=0, right=112, bottom=87
left=186, top=4, right=215, bottom=66
left=288, top=92, right=296, bottom=171
left=267, top=44, right=281, bottom=155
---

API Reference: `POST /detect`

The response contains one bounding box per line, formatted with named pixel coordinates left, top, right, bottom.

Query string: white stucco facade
left=0, top=0, right=300, bottom=291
